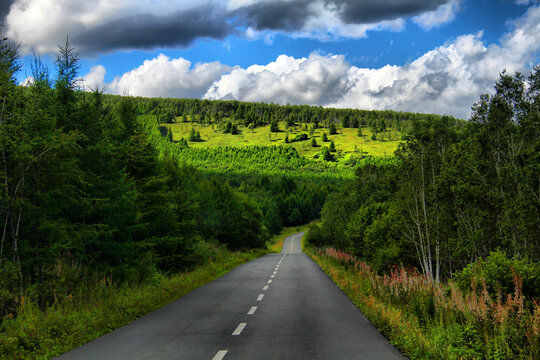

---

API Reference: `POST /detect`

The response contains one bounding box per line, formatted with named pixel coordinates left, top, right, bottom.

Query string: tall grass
left=0, top=247, right=265, bottom=360
left=309, top=247, right=540, bottom=359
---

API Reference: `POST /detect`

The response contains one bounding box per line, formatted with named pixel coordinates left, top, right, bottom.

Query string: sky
left=3, top=0, right=540, bottom=119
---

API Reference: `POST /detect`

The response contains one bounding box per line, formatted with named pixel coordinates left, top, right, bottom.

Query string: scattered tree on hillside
left=189, top=128, right=202, bottom=142
left=329, top=140, right=336, bottom=152
left=322, top=132, right=328, bottom=142
left=270, top=119, right=280, bottom=132
left=329, top=123, right=337, bottom=135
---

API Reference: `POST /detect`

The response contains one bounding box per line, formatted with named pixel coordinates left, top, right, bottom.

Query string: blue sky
left=4, top=0, right=540, bottom=118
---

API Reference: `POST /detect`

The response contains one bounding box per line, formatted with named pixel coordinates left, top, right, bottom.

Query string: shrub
left=292, top=133, right=308, bottom=142
left=454, top=250, right=540, bottom=299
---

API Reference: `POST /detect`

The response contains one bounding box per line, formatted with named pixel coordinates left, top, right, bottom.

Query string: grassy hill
left=164, top=118, right=401, bottom=159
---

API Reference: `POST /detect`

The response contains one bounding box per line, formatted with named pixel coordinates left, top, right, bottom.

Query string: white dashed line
left=257, top=294, right=264, bottom=301
left=248, top=306, right=257, bottom=315
left=273, top=271, right=277, bottom=274
left=268, top=279, right=272, bottom=284
left=263, top=285, right=269, bottom=291
left=232, top=323, right=247, bottom=336
left=270, top=275, right=275, bottom=278
left=212, top=350, right=228, bottom=360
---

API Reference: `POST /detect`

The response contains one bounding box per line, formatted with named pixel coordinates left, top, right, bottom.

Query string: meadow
left=165, top=117, right=401, bottom=158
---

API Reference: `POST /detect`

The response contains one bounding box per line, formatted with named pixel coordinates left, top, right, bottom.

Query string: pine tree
left=166, top=127, right=173, bottom=142
left=322, top=147, right=333, bottom=161
left=224, top=121, right=232, bottom=133
left=311, top=138, right=318, bottom=147
left=329, top=123, right=337, bottom=135
left=270, top=119, right=279, bottom=132
left=322, top=132, right=328, bottom=142
left=329, top=140, right=336, bottom=152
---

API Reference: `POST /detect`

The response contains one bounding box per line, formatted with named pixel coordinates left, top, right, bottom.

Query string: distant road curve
left=57, top=232, right=405, bottom=359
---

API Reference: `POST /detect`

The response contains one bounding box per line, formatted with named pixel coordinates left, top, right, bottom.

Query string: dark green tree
left=329, top=123, right=337, bottom=135
left=322, top=132, right=328, bottom=142
left=329, top=140, right=336, bottom=152
left=270, top=119, right=280, bottom=132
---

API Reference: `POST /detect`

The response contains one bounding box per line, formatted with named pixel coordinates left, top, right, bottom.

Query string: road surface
left=56, top=232, right=405, bottom=359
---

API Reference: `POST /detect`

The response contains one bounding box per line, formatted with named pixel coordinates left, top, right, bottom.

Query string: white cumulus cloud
left=205, top=53, right=352, bottom=104
left=108, top=54, right=232, bottom=98
left=413, top=0, right=461, bottom=31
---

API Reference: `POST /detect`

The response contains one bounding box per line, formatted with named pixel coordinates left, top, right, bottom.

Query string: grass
left=306, top=246, right=540, bottom=360
left=0, top=246, right=266, bottom=360
left=166, top=120, right=401, bottom=158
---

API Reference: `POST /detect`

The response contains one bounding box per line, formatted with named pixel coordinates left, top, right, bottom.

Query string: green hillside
left=164, top=119, right=400, bottom=158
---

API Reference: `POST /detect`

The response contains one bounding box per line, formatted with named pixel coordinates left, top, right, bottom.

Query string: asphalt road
left=56, top=232, right=405, bottom=359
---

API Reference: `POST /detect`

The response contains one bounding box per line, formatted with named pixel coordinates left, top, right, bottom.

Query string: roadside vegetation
left=0, top=246, right=264, bottom=360
left=307, top=247, right=540, bottom=359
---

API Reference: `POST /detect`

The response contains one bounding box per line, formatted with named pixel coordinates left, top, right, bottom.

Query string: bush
left=454, top=250, right=540, bottom=299
left=291, top=133, right=308, bottom=142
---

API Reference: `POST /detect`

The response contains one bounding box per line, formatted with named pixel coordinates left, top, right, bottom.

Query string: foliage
left=0, top=40, right=270, bottom=333
left=455, top=250, right=540, bottom=300
left=313, top=68, right=540, bottom=281
left=188, top=127, right=202, bottom=142
left=308, top=246, right=540, bottom=360
left=291, top=132, right=308, bottom=142
left=329, top=123, right=337, bottom=135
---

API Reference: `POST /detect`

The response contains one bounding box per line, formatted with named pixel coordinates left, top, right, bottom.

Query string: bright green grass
left=167, top=120, right=401, bottom=158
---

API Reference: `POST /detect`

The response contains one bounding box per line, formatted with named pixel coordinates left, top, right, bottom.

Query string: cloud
left=74, top=5, right=232, bottom=54
left=237, top=1, right=314, bottom=31
left=5, top=0, right=230, bottom=55
left=80, top=65, right=106, bottom=90
left=5, top=0, right=458, bottom=55
left=0, top=0, right=14, bottom=22
left=205, top=53, right=352, bottom=104
left=329, top=0, right=447, bottom=24
left=107, top=54, right=232, bottom=98
left=413, top=0, right=461, bottom=30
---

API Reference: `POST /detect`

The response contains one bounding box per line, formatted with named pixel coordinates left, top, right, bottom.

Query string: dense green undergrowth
left=0, top=245, right=265, bottom=360
left=307, top=246, right=540, bottom=360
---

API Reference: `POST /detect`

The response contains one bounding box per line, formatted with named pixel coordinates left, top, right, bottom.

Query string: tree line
left=103, top=93, right=464, bottom=140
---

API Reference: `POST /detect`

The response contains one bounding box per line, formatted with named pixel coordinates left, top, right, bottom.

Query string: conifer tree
left=329, top=140, right=336, bottom=152
left=322, top=132, right=328, bottom=142
left=329, top=123, right=337, bottom=135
